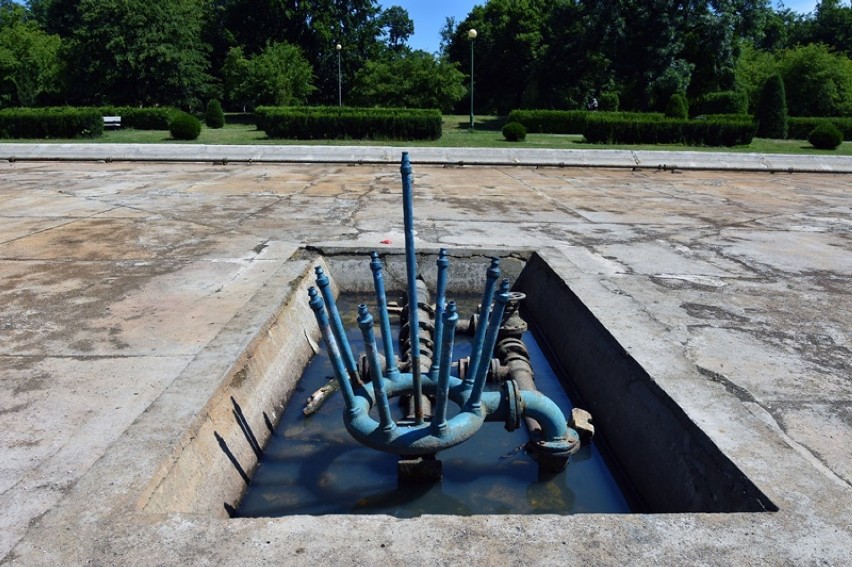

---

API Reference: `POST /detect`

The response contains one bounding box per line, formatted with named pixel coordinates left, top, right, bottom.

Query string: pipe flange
left=502, top=379, right=522, bottom=432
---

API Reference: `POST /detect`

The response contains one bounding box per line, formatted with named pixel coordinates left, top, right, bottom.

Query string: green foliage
left=755, top=74, right=788, bottom=139
left=502, top=121, right=526, bottom=142
left=0, top=106, right=102, bottom=138
left=598, top=92, right=619, bottom=111
left=64, top=0, right=212, bottom=107
left=0, top=13, right=61, bottom=106
left=169, top=111, right=201, bottom=140
left=378, top=6, right=414, bottom=53
left=216, top=0, right=382, bottom=106
left=206, top=99, right=224, bottom=129
left=256, top=106, right=442, bottom=140
left=693, top=91, right=748, bottom=116
left=582, top=115, right=756, bottom=147
left=351, top=50, right=466, bottom=113
left=788, top=116, right=852, bottom=140
left=507, top=109, right=665, bottom=134
left=734, top=44, right=779, bottom=113
left=777, top=43, right=852, bottom=117
left=664, top=93, right=688, bottom=119
left=807, top=122, right=843, bottom=149
left=222, top=43, right=314, bottom=109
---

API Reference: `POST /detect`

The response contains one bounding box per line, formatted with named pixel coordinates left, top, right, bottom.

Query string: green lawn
left=4, top=113, right=851, bottom=156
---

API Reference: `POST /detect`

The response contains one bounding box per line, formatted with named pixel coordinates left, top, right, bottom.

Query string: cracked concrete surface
left=0, top=159, right=850, bottom=564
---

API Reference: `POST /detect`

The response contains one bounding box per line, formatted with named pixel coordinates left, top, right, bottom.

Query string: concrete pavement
left=0, top=153, right=850, bottom=564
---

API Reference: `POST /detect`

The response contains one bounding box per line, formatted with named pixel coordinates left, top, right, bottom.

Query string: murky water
left=238, top=296, right=632, bottom=517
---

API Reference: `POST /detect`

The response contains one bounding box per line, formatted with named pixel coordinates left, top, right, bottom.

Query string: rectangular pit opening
left=138, top=248, right=776, bottom=518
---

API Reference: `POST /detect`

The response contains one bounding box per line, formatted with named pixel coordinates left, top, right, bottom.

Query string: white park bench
left=103, top=116, right=122, bottom=129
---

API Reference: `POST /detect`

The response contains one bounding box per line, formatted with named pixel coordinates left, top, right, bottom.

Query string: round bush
left=808, top=122, right=843, bottom=150
left=502, top=121, right=527, bottom=142
left=169, top=112, right=201, bottom=140
left=205, top=99, right=225, bottom=129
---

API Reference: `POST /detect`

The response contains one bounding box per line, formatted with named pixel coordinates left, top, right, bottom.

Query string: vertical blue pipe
left=429, top=249, right=449, bottom=380
left=369, top=251, right=400, bottom=381
left=314, top=266, right=358, bottom=381
left=357, top=305, right=396, bottom=432
left=466, top=279, right=511, bottom=413
left=463, top=258, right=501, bottom=388
left=307, top=287, right=358, bottom=415
left=400, top=152, right=424, bottom=424
left=432, top=301, right=458, bottom=434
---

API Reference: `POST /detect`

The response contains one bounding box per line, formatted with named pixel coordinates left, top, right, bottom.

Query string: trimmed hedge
left=93, top=106, right=179, bottom=130
left=169, top=112, right=201, bottom=140
left=665, top=93, right=688, bottom=119
left=582, top=115, right=756, bottom=146
left=692, top=91, right=748, bottom=116
left=256, top=106, right=442, bottom=140
left=808, top=123, right=843, bottom=149
left=506, top=109, right=665, bottom=134
left=206, top=100, right=225, bottom=129
left=0, top=107, right=103, bottom=138
left=502, top=121, right=527, bottom=142
left=788, top=117, right=852, bottom=140
left=755, top=74, right=787, bottom=139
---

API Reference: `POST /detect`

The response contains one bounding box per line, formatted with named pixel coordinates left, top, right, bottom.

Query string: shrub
left=169, top=112, right=201, bottom=140
left=582, top=115, right=756, bottom=146
left=0, top=107, right=103, bottom=138
left=205, top=99, right=225, bottom=129
left=755, top=74, right=787, bottom=139
left=506, top=109, right=664, bottom=134
left=502, top=122, right=527, bottom=142
left=665, top=93, right=688, bottom=119
left=808, top=123, right=843, bottom=150
left=788, top=117, right=852, bottom=140
left=598, top=92, right=619, bottom=111
left=693, top=91, right=748, bottom=116
left=256, top=106, right=442, bottom=140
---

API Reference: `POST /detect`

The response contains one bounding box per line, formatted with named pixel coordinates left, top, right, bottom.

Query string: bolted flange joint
left=502, top=379, right=522, bottom=432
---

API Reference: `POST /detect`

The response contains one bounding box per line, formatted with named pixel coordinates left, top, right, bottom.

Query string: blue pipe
left=464, top=258, right=501, bottom=388
left=369, top=251, right=400, bottom=381
left=307, top=287, right=359, bottom=417
left=314, top=266, right=358, bottom=381
left=357, top=305, right=396, bottom=432
left=400, top=152, right=423, bottom=424
left=429, top=249, right=449, bottom=380
left=466, top=279, right=511, bottom=412
left=432, top=301, right=458, bottom=433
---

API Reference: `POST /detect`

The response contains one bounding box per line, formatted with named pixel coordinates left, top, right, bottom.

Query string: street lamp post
left=468, top=29, right=477, bottom=131
left=336, top=43, right=342, bottom=107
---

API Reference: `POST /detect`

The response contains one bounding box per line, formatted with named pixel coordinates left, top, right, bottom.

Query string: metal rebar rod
left=357, top=304, right=395, bottom=432
left=308, top=287, right=357, bottom=414
left=400, top=152, right=424, bottom=424
left=432, top=301, right=458, bottom=434
left=314, top=265, right=358, bottom=381
left=429, top=249, right=449, bottom=380
left=369, top=251, right=400, bottom=381
left=463, top=257, right=501, bottom=388
left=466, top=279, right=511, bottom=412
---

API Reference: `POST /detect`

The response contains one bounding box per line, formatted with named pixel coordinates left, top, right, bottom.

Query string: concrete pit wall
left=138, top=247, right=774, bottom=517
left=516, top=253, right=777, bottom=513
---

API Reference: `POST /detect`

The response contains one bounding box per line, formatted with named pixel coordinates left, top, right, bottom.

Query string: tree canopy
left=1, top=0, right=849, bottom=118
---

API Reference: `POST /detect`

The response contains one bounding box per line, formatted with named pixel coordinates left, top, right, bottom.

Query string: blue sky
left=380, top=0, right=822, bottom=55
